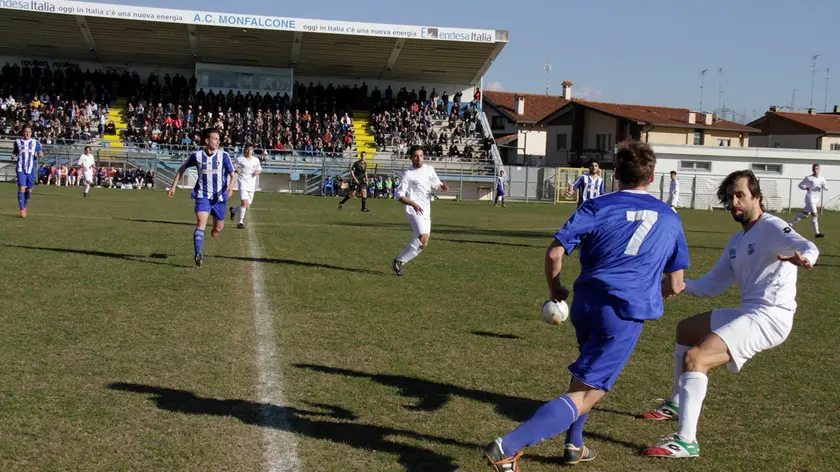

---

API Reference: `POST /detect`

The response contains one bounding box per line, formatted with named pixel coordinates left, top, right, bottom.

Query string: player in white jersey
left=169, top=128, right=237, bottom=267
left=667, top=170, right=679, bottom=211
left=567, top=160, right=605, bottom=207
left=77, top=145, right=96, bottom=198
left=640, top=169, right=818, bottom=459
left=13, top=125, right=43, bottom=218
left=391, top=145, right=448, bottom=276
left=229, top=143, right=262, bottom=229
left=788, top=164, right=826, bottom=238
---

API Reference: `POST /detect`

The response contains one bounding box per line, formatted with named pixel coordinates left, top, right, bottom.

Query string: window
left=679, top=160, right=712, bottom=172
left=831, top=143, right=840, bottom=151
left=595, top=133, right=612, bottom=150
left=693, top=130, right=704, bottom=145
left=751, top=163, right=783, bottom=174
left=491, top=116, right=506, bottom=130
left=556, top=133, right=568, bottom=150
left=717, top=139, right=731, bottom=147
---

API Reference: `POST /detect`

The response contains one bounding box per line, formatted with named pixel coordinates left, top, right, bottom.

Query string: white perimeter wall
left=644, top=144, right=840, bottom=211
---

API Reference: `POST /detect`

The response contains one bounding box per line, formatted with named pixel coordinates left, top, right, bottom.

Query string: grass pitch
left=1, top=185, right=839, bottom=472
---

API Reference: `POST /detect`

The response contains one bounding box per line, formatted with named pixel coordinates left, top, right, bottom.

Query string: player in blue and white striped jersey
left=13, top=125, right=43, bottom=217
left=168, top=128, right=237, bottom=267
left=567, top=160, right=605, bottom=207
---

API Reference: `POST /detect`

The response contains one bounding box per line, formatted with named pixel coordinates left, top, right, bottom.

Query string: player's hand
left=168, top=186, right=176, bottom=198
left=227, top=188, right=234, bottom=197
left=778, top=251, right=812, bottom=270
left=412, top=202, right=424, bottom=215
left=661, top=277, right=679, bottom=299
left=550, top=282, right=571, bottom=302
left=440, top=182, right=449, bottom=192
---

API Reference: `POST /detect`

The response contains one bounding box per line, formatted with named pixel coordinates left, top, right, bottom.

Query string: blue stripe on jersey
left=15, top=139, right=39, bottom=174
left=577, top=175, right=603, bottom=202
left=211, top=151, right=219, bottom=199
left=554, top=191, right=690, bottom=321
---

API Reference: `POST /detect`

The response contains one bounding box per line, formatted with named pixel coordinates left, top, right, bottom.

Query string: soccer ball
left=541, top=299, right=569, bottom=325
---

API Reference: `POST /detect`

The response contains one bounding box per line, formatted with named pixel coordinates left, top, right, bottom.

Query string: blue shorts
left=194, top=198, right=227, bottom=220
left=17, top=171, right=35, bottom=189
left=496, top=186, right=505, bottom=196
left=568, top=290, right=644, bottom=391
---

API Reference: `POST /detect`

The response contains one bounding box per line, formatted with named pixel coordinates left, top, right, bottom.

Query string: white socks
left=677, top=372, right=708, bottom=442
left=789, top=213, right=805, bottom=225
left=812, top=216, right=820, bottom=234
left=238, top=206, right=247, bottom=224
left=397, top=238, right=423, bottom=264
left=669, top=344, right=690, bottom=405
left=84, top=183, right=90, bottom=194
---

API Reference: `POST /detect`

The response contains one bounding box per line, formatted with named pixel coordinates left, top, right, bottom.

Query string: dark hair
left=84, top=145, right=92, bottom=152
left=717, top=170, right=764, bottom=211
left=670, top=170, right=677, bottom=175
left=589, top=159, right=599, bottom=167
left=22, top=124, right=32, bottom=132
left=410, top=144, right=424, bottom=156
left=202, top=127, right=220, bottom=141
left=614, top=141, right=656, bottom=187
left=244, top=142, right=254, bottom=149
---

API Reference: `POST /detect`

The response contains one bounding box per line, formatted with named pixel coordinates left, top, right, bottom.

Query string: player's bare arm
left=398, top=196, right=423, bottom=215
left=662, top=270, right=687, bottom=299
left=544, top=239, right=570, bottom=301
left=168, top=163, right=190, bottom=197
left=227, top=172, right=238, bottom=198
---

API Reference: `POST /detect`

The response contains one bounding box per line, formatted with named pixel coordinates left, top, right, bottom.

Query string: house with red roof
left=484, top=81, right=758, bottom=167
left=747, top=107, right=840, bottom=151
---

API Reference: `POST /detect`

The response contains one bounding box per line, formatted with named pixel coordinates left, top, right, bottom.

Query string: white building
left=640, top=144, right=840, bottom=211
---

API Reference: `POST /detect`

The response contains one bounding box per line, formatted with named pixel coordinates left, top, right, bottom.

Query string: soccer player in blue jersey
left=567, top=160, right=605, bottom=206
left=168, top=128, right=237, bottom=267
left=494, top=170, right=508, bottom=207
left=13, top=125, right=43, bottom=218
left=484, top=141, right=691, bottom=470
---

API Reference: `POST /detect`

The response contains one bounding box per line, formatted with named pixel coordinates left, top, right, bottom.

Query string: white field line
left=247, top=215, right=301, bottom=472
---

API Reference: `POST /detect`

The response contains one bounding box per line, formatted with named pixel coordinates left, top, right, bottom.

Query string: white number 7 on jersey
left=624, top=210, right=659, bottom=256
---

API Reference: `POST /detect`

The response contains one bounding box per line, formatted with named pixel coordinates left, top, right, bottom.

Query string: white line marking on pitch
left=247, top=216, right=301, bottom=472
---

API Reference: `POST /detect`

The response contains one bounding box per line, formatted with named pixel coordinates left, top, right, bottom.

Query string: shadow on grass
left=334, top=221, right=553, bottom=240
left=439, top=238, right=543, bottom=249
left=294, top=364, right=648, bottom=452
left=212, top=255, right=383, bottom=275
left=114, top=217, right=195, bottom=227
left=472, top=331, right=522, bottom=340
left=108, top=382, right=469, bottom=471
left=2, top=244, right=189, bottom=268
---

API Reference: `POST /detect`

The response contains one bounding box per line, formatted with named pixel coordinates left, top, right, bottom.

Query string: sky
left=107, top=0, right=838, bottom=122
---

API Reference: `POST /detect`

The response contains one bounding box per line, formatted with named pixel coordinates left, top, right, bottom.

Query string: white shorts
left=407, top=213, right=431, bottom=238
left=668, top=195, right=679, bottom=208
left=711, top=305, right=794, bottom=373
left=82, top=171, right=94, bottom=183
left=240, top=189, right=255, bottom=204
left=803, top=201, right=818, bottom=214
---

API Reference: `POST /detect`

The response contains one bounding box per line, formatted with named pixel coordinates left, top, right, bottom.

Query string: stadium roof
left=0, top=0, right=508, bottom=85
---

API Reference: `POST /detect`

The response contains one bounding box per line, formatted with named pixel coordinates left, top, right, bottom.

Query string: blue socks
left=194, top=229, right=205, bottom=256
left=501, top=395, right=579, bottom=457
left=24, top=191, right=31, bottom=208
left=565, top=412, right=588, bottom=448
left=18, top=191, right=25, bottom=211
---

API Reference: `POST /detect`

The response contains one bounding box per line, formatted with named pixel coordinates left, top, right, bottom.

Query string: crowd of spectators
left=124, top=79, right=362, bottom=156
left=369, top=88, right=490, bottom=160
left=35, top=162, right=155, bottom=188
left=0, top=62, right=117, bottom=143
left=1, top=61, right=492, bottom=161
